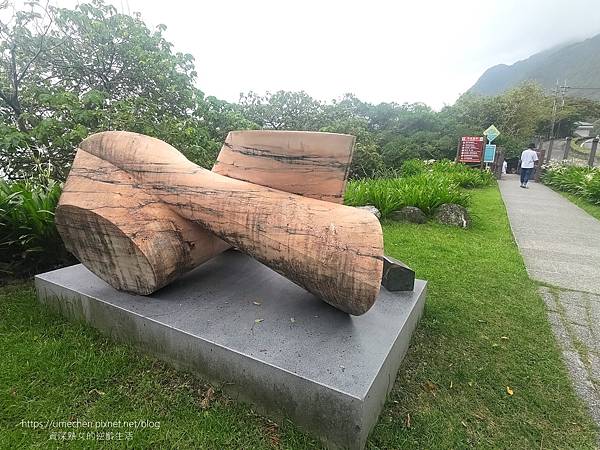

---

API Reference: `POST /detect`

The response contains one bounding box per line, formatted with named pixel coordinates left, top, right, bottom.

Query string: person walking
left=519, top=143, right=539, bottom=188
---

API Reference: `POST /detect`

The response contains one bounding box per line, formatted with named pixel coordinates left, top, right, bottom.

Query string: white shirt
left=502, top=161, right=507, bottom=174
left=520, top=149, right=539, bottom=169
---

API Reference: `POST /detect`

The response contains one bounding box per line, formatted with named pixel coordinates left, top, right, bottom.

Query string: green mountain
left=469, top=33, right=600, bottom=100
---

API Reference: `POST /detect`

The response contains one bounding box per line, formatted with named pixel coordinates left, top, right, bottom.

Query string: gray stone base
left=35, top=250, right=426, bottom=450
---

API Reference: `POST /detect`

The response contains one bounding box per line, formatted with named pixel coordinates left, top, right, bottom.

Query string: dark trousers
left=520, top=167, right=533, bottom=184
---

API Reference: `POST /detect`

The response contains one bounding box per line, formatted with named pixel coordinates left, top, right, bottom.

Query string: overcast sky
left=66, top=0, right=600, bottom=108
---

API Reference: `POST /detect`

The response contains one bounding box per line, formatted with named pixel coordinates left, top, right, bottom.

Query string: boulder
left=434, top=204, right=470, bottom=228
left=355, top=205, right=381, bottom=219
left=390, top=206, right=427, bottom=224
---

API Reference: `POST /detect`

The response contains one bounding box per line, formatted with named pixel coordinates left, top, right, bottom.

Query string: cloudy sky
left=71, top=0, right=600, bottom=108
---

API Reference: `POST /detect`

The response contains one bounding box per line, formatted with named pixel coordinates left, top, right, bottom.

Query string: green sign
left=484, top=125, right=500, bottom=143
left=484, top=144, right=496, bottom=163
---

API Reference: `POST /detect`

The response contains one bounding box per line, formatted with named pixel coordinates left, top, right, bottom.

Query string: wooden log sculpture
left=57, top=131, right=354, bottom=294
left=56, top=131, right=384, bottom=315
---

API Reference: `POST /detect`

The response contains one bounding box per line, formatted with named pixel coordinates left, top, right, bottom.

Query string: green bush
left=541, top=164, right=600, bottom=204
left=583, top=172, right=600, bottom=204
left=344, top=174, right=470, bottom=218
left=401, top=159, right=427, bottom=176
left=430, top=160, right=495, bottom=188
left=0, top=175, right=73, bottom=277
left=400, top=159, right=495, bottom=189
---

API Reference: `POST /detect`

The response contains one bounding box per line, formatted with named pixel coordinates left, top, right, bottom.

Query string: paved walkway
left=499, top=175, right=600, bottom=427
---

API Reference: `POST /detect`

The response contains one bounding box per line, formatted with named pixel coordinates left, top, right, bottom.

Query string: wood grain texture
left=55, top=150, right=229, bottom=294
left=57, top=130, right=354, bottom=296
left=74, top=131, right=384, bottom=315
left=213, top=130, right=355, bottom=203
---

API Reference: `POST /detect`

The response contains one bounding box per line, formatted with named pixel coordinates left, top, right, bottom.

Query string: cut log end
left=55, top=204, right=160, bottom=294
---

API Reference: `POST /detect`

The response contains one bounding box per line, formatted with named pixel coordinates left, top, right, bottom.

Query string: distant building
left=574, top=121, right=594, bottom=138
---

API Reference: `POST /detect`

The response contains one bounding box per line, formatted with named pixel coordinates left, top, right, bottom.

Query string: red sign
left=458, top=136, right=484, bottom=163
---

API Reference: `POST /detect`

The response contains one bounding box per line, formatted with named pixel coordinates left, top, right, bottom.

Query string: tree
left=0, top=0, right=250, bottom=179
left=239, top=90, right=324, bottom=130
left=0, top=0, right=54, bottom=130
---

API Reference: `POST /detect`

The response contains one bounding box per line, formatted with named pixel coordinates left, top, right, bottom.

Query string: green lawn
left=557, top=190, right=600, bottom=222
left=1, top=187, right=596, bottom=449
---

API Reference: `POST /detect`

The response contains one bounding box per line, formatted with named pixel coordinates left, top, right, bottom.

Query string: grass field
left=0, top=187, right=596, bottom=449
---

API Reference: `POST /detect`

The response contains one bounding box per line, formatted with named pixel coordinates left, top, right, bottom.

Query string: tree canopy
left=1, top=0, right=599, bottom=181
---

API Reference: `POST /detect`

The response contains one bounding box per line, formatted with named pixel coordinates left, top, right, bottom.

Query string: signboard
left=484, top=125, right=500, bottom=143
left=484, top=144, right=496, bottom=163
left=458, top=136, right=484, bottom=163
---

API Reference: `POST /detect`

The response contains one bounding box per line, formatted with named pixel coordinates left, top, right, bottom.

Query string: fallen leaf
left=200, top=387, right=215, bottom=409
left=88, top=388, right=105, bottom=396
left=449, top=380, right=453, bottom=389
left=253, top=301, right=262, bottom=306
left=255, top=319, right=264, bottom=323
left=461, top=421, right=467, bottom=428
left=423, top=380, right=437, bottom=395
left=506, top=386, right=514, bottom=396
left=501, top=336, right=509, bottom=340
left=492, top=343, right=499, bottom=348
left=263, top=418, right=280, bottom=448
left=468, top=381, right=474, bottom=387
left=405, top=413, right=411, bottom=428
left=290, top=317, right=295, bottom=323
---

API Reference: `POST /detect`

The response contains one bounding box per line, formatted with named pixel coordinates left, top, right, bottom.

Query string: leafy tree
left=239, top=90, right=324, bottom=130
left=0, top=0, right=252, bottom=179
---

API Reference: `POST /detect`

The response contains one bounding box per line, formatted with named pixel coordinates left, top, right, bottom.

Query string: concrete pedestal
left=35, top=250, right=426, bottom=449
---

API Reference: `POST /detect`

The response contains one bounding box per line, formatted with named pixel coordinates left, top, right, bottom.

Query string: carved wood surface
left=57, top=130, right=354, bottom=296
left=56, top=150, right=229, bottom=294
left=213, top=130, right=355, bottom=204
left=68, top=131, right=384, bottom=315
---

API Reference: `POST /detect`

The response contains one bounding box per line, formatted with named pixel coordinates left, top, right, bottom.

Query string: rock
left=434, top=203, right=470, bottom=228
left=390, top=206, right=427, bottom=224
left=355, top=205, right=381, bottom=219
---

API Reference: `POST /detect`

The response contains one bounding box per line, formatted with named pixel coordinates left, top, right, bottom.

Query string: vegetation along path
left=499, top=174, right=600, bottom=428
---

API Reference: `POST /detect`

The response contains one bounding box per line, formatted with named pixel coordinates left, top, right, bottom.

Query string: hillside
left=470, top=33, right=600, bottom=99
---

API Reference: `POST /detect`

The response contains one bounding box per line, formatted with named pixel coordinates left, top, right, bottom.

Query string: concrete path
left=499, top=175, right=600, bottom=428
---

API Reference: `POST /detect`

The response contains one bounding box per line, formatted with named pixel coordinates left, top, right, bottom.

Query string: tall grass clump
left=345, top=174, right=470, bottom=218
left=0, top=173, right=73, bottom=277
left=542, top=164, right=600, bottom=204
left=430, top=159, right=495, bottom=188
left=400, top=159, right=495, bottom=188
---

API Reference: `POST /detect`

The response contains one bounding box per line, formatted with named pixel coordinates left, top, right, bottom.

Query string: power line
left=563, top=86, right=600, bottom=90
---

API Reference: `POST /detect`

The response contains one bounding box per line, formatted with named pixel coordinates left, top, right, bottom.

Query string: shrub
left=0, top=174, right=73, bottom=277
left=344, top=174, right=470, bottom=218
left=401, top=159, right=427, bottom=177
left=582, top=171, right=600, bottom=204
left=431, top=160, right=495, bottom=188
left=541, top=164, right=600, bottom=204
left=400, top=159, right=495, bottom=189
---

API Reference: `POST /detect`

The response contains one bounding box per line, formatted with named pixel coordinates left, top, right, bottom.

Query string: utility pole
left=546, top=81, right=559, bottom=163
left=546, top=80, right=569, bottom=163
